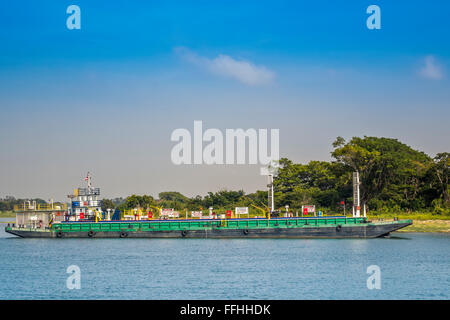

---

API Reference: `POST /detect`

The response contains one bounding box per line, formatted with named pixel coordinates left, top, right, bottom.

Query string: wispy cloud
left=175, top=47, right=275, bottom=86
left=419, top=55, right=444, bottom=80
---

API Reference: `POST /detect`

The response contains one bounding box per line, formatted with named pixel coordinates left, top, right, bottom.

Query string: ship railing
left=84, top=215, right=359, bottom=225
left=370, top=219, right=405, bottom=225
left=119, top=208, right=352, bottom=221
left=14, top=203, right=68, bottom=212
left=75, top=188, right=100, bottom=196
left=8, top=225, right=50, bottom=232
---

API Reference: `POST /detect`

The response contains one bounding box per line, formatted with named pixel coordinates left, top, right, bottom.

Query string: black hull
left=6, top=221, right=411, bottom=239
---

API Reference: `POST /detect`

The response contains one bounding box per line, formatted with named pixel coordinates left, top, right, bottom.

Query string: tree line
left=1, top=136, right=448, bottom=216
left=0, top=197, right=47, bottom=212
left=102, top=136, right=448, bottom=216
left=274, top=137, right=448, bottom=214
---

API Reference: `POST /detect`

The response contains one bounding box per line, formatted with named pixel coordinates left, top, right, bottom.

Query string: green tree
left=331, top=136, right=432, bottom=210
left=424, top=153, right=449, bottom=209
left=274, top=158, right=346, bottom=209
left=123, top=195, right=156, bottom=210
left=159, top=192, right=189, bottom=203
left=101, top=199, right=116, bottom=211
left=203, top=190, right=245, bottom=208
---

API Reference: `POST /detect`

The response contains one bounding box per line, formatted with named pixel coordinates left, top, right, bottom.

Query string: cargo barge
left=5, top=216, right=412, bottom=239
left=4, top=173, right=412, bottom=239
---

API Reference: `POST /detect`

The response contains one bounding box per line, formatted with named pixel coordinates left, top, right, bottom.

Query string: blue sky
left=0, top=1, right=449, bottom=200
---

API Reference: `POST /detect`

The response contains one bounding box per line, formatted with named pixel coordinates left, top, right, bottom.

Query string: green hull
left=5, top=217, right=412, bottom=239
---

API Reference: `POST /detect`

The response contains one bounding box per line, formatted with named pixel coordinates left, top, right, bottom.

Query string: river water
left=0, top=218, right=448, bottom=300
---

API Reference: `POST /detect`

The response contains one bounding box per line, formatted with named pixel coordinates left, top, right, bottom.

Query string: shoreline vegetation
left=1, top=137, right=448, bottom=233
left=368, top=213, right=450, bottom=233
left=0, top=211, right=15, bottom=218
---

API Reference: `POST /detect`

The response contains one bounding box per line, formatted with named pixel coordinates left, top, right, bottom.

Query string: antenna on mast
left=85, top=172, right=92, bottom=190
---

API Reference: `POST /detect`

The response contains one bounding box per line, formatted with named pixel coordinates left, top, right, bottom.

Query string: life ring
left=243, top=229, right=249, bottom=235
left=88, top=230, right=95, bottom=238
left=336, top=224, right=342, bottom=231
left=181, top=230, right=188, bottom=237
left=120, top=232, right=128, bottom=238
left=56, top=231, right=63, bottom=238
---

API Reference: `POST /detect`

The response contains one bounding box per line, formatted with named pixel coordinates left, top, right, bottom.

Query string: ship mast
left=86, top=171, right=92, bottom=191
left=352, top=171, right=361, bottom=217
left=267, top=173, right=274, bottom=219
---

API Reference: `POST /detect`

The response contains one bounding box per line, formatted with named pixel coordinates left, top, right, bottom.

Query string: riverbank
left=368, top=213, right=450, bottom=233
left=395, top=220, right=450, bottom=233
left=0, top=211, right=15, bottom=218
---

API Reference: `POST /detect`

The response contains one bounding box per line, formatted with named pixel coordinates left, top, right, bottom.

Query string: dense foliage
left=274, top=137, right=448, bottom=214
left=1, top=137, right=448, bottom=215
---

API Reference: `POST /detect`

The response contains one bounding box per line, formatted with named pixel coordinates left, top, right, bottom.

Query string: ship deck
left=55, top=216, right=365, bottom=231
left=5, top=216, right=413, bottom=239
